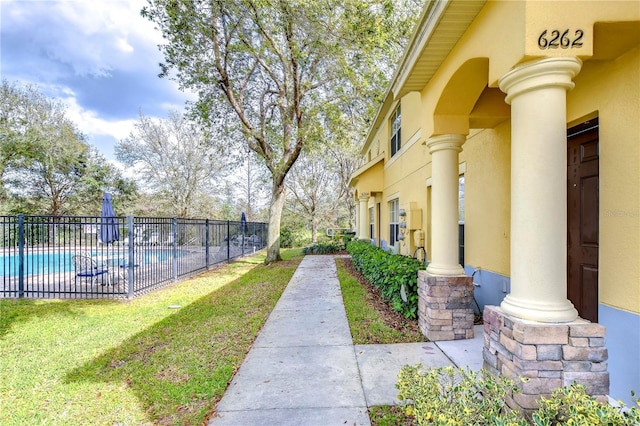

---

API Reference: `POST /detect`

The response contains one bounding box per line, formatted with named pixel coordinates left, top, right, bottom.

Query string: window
left=458, top=175, right=465, bottom=266
left=369, top=207, right=375, bottom=239
left=389, top=199, right=399, bottom=245
left=458, top=175, right=465, bottom=223
left=390, top=105, right=401, bottom=157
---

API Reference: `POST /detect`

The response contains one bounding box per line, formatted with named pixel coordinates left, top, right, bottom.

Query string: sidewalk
left=209, top=255, right=484, bottom=426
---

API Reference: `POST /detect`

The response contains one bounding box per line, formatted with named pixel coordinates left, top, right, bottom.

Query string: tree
left=286, top=153, right=336, bottom=244
left=235, top=145, right=270, bottom=222
left=0, top=80, right=134, bottom=216
left=312, top=107, right=365, bottom=230
left=1, top=80, right=57, bottom=204
left=116, top=110, right=227, bottom=218
left=142, top=0, right=423, bottom=263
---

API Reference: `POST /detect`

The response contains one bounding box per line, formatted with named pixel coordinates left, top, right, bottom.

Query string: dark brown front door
left=567, top=118, right=599, bottom=322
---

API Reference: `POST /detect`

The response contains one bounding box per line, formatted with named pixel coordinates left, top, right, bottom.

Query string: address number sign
left=538, top=29, right=584, bottom=49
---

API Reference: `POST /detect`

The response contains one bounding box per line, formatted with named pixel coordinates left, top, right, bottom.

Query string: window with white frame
left=369, top=206, right=374, bottom=240
left=458, top=175, right=465, bottom=223
left=389, top=199, right=399, bottom=245
left=458, top=174, right=465, bottom=266
left=390, top=105, right=401, bottom=157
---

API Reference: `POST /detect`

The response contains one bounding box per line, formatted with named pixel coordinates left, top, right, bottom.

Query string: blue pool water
left=1, top=252, right=74, bottom=276
left=0, top=249, right=184, bottom=277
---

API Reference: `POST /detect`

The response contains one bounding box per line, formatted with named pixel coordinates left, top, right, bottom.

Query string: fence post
left=127, top=216, right=135, bottom=298
left=205, top=219, right=210, bottom=269
left=226, top=220, right=230, bottom=261
left=172, top=218, right=178, bottom=281
left=18, top=214, right=24, bottom=298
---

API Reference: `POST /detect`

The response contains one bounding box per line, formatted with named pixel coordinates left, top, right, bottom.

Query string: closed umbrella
left=241, top=212, right=247, bottom=234
left=240, top=212, right=247, bottom=249
left=100, top=193, right=119, bottom=244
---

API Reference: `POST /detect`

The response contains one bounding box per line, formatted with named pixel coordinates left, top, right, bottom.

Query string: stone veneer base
left=417, top=272, right=475, bottom=341
left=483, top=305, right=610, bottom=410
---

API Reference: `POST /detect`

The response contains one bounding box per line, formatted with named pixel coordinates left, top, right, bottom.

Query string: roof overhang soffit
left=391, top=0, right=487, bottom=100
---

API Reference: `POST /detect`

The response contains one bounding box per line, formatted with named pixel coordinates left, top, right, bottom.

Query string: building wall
left=600, top=305, right=640, bottom=406
left=461, top=123, right=511, bottom=277
left=378, top=94, right=433, bottom=254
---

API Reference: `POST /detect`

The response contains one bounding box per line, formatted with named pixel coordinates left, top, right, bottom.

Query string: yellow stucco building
left=350, top=0, right=639, bottom=405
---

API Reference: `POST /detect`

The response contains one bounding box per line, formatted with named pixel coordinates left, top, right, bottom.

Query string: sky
left=0, top=0, right=195, bottom=161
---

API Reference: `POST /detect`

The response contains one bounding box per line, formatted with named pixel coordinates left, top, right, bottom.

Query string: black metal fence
left=1, top=215, right=268, bottom=299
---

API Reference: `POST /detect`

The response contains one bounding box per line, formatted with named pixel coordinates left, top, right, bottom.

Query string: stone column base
left=483, top=305, right=609, bottom=411
left=417, top=272, right=475, bottom=341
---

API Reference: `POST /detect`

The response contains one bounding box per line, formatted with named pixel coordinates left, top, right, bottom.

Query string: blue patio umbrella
left=100, top=192, right=119, bottom=244
left=241, top=212, right=247, bottom=234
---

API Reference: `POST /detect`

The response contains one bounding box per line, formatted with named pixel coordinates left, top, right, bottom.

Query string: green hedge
left=347, top=240, right=426, bottom=319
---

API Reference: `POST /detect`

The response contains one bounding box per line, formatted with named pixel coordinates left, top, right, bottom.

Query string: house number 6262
left=538, top=29, right=584, bottom=49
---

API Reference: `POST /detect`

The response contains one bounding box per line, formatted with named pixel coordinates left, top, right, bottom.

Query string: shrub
left=397, top=365, right=525, bottom=425
left=280, top=228, right=294, bottom=248
left=533, top=384, right=640, bottom=425
left=280, top=227, right=311, bottom=248
left=302, top=242, right=342, bottom=255
left=346, top=240, right=425, bottom=319
left=397, top=365, right=640, bottom=426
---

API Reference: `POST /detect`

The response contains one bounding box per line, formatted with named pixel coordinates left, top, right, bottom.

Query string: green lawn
left=0, top=249, right=302, bottom=426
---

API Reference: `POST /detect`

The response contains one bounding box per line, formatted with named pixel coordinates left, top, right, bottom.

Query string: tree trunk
left=265, top=180, right=286, bottom=264
left=311, top=214, right=318, bottom=244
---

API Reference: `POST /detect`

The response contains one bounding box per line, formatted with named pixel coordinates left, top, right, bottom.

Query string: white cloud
left=64, top=95, right=136, bottom=140
left=1, top=0, right=197, bottom=161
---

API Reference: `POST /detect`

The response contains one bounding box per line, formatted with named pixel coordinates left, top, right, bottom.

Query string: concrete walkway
left=209, top=255, right=484, bottom=426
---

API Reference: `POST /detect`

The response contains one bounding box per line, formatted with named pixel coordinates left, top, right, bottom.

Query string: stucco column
left=499, top=57, right=581, bottom=323
left=357, top=193, right=370, bottom=240
left=426, top=134, right=465, bottom=276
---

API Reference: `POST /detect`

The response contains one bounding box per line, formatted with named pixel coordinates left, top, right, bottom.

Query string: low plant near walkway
left=347, top=240, right=425, bottom=318
left=533, top=385, right=640, bottom=425
left=397, top=365, right=524, bottom=425
left=396, top=364, right=640, bottom=426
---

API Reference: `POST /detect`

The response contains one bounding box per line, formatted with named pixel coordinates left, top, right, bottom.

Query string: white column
left=426, top=134, right=465, bottom=276
left=357, top=194, right=370, bottom=240
left=499, top=57, right=581, bottom=323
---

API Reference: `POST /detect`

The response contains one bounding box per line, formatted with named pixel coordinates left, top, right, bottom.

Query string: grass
left=368, top=405, right=414, bottom=426
left=0, top=249, right=303, bottom=426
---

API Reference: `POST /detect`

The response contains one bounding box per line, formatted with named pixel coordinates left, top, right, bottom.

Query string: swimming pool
left=0, top=249, right=185, bottom=277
